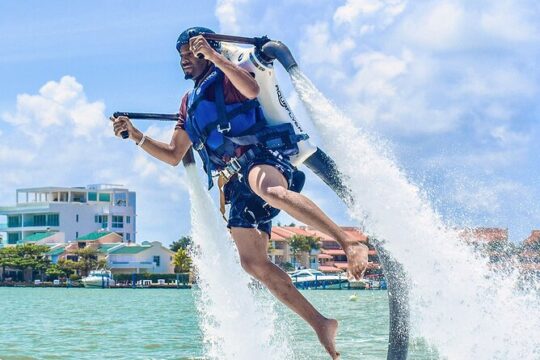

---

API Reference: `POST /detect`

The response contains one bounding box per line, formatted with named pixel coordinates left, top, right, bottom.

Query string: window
left=72, top=192, right=86, bottom=203
left=76, top=232, right=79, bottom=239
left=7, top=215, right=21, bottom=228
left=59, top=192, right=68, bottom=202
left=76, top=214, right=79, bottom=222
left=95, top=215, right=108, bottom=229
left=98, top=193, right=111, bottom=202
left=88, top=192, right=97, bottom=201
left=114, top=192, right=127, bottom=206
left=126, top=216, right=131, bottom=224
left=47, top=214, right=59, bottom=226
left=112, top=216, right=123, bottom=229
left=125, top=233, right=130, bottom=241
left=7, top=233, right=20, bottom=244
left=35, top=215, right=46, bottom=226
left=25, top=214, right=46, bottom=227
left=153, top=256, right=160, bottom=267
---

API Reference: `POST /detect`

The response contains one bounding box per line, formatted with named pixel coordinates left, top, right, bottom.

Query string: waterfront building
left=106, top=241, right=175, bottom=274
left=269, top=226, right=380, bottom=274
left=45, top=232, right=175, bottom=275
left=0, top=184, right=136, bottom=246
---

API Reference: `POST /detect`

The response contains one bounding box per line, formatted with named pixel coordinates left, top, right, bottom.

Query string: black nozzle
left=259, top=40, right=298, bottom=72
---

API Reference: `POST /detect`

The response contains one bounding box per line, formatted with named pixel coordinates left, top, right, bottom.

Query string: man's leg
left=247, top=164, right=369, bottom=279
left=231, top=227, right=339, bottom=359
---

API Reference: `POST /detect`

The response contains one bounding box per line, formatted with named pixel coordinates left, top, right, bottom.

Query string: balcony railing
left=109, top=261, right=155, bottom=269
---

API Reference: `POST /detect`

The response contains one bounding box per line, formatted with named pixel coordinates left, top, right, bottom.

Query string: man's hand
left=110, top=115, right=143, bottom=143
left=189, top=35, right=217, bottom=61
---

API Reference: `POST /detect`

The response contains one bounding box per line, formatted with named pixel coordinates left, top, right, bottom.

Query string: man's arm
left=111, top=116, right=192, bottom=166
left=189, top=36, right=260, bottom=99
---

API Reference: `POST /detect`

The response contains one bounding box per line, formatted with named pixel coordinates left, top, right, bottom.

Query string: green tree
left=170, top=236, right=192, bottom=252
left=0, top=246, right=18, bottom=281
left=45, top=264, right=66, bottom=280
left=305, top=236, right=321, bottom=268
left=74, top=247, right=99, bottom=276
left=173, top=248, right=192, bottom=273
left=14, top=244, right=50, bottom=281
left=288, top=235, right=311, bottom=267
left=56, top=258, right=78, bottom=277
left=306, top=236, right=321, bottom=254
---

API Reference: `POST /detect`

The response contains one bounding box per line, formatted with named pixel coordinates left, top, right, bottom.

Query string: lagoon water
left=0, top=288, right=436, bottom=360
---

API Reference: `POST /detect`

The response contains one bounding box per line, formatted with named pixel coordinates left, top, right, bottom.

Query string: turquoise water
left=0, top=288, right=436, bottom=359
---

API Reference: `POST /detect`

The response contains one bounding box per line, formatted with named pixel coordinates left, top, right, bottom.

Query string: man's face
left=180, top=44, right=208, bottom=80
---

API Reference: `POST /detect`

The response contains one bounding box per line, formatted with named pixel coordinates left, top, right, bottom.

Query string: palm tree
left=288, top=235, right=310, bottom=268
left=305, top=236, right=321, bottom=268
left=170, top=236, right=192, bottom=252
left=173, top=248, right=192, bottom=273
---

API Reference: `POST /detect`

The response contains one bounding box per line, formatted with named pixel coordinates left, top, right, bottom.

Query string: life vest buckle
left=220, top=157, right=242, bottom=181
left=194, top=141, right=204, bottom=151
left=217, top=122, right=232, bottom=133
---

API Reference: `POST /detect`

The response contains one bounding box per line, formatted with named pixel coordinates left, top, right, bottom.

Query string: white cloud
left=455, top=65, right=537, bottom=100
left=348, top=50, right=409, bottom=98
left=293, top=0, right=540, bottom=141
left=215, top=0, right=249, bottom=34
left=450, top=178, right=529, bottom=214
left=489, top=126, right=530, bottom=147
left=299, top=22, right=356, bottom=66
left=1, top=76, right=106, bottom=143
left=0, top=76, right=190, bottom=246
left=334, top=0, right=407, bottom=34
left=481, top=1, right=539, bottom=43
left=403, top=2, right=465, bottom=49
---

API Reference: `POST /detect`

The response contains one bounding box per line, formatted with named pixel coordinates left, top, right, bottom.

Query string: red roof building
left=269, top=225, right=380, bottom=274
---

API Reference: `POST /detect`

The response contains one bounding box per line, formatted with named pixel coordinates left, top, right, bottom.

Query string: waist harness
left=184, top=66, right=307, bottom=189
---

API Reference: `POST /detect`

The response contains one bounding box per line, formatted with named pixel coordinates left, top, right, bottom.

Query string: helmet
left=176, top=27, right=221, bottom=53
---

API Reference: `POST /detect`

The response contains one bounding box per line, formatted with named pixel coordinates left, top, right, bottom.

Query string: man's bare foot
left=344, top=241, right=369, bottom=280
left=316, top=318, right=340, bottom=359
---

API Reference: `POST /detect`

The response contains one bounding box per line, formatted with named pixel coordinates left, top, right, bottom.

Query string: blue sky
left=1, top=0, right=539, bottom=245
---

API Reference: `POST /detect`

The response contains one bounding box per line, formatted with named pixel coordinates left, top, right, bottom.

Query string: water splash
left=290, top=67, right=540, bottom=360
left=185, top=164, right=293, bottom=360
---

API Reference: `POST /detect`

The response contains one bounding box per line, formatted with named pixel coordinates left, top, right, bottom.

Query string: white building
left=106, top=241, right=176, bottom=274
left=0, top=184, right=136, bottom=246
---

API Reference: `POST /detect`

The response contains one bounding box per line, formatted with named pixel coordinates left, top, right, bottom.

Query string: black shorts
left=223, top=151, right=305, bottom=237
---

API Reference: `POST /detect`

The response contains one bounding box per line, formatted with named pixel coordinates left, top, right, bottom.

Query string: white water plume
left=290, top=68, right=540, bottom=360
left=185, top=164, right=293, bottom=360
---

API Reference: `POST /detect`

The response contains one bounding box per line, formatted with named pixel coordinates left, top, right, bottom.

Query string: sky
left=0, top=0, right=539, bottom=246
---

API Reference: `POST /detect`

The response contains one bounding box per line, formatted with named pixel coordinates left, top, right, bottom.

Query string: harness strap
left=214, top=72, right=229, bottom=132
left=200, top=99, right=261, bottom=139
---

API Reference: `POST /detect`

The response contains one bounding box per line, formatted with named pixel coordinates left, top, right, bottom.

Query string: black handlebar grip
left=112, top=113, right=130, bottom=139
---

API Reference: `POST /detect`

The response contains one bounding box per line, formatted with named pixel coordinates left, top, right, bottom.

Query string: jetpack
left=114, top=33, right=409, bottom=359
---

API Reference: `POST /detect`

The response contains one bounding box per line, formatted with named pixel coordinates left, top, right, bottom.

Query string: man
left=112, top=27, right=368, bottom=359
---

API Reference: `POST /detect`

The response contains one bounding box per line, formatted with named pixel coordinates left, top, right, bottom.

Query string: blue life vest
left=184, top=66, right=306, bottom=189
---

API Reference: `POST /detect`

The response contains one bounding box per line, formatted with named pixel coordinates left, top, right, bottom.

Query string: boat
left=288, top=269, right=348, bottom=288
left=348, top=277, right=385, bottom=290
left=82, top=269, right=116, bottom=288
left=348, top=278, right=368, bottom=289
